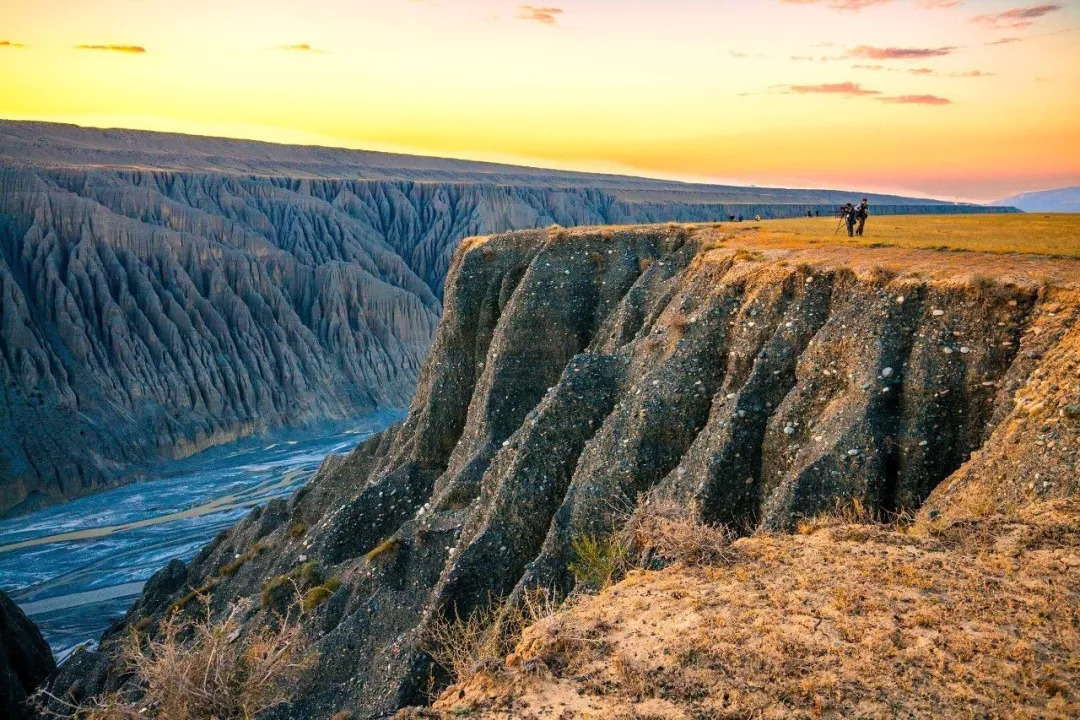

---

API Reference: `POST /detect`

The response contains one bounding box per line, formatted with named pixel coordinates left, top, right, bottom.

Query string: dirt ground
left=409, top=500, right=1080, bottom=719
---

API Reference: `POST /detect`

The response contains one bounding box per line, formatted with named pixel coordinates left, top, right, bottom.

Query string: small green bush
left=568, top=534, right=628, bottom=592
left=260, top=561, right=325, bottom=610
left=301, top=578, right=342, bottom=613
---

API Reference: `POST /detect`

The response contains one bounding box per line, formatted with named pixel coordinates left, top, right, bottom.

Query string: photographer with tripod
left=837, top=202, right=857, bottom=237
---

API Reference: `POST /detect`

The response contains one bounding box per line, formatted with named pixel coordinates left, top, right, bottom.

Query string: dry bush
left=37, top=599, right=315, bottom=720
left=733, top=249, right=765, bottom=263
left=795, top=496, right=877, bottom=535
left=621, top=489, right=733, bottom=567
left=568, top=489, right=733, bottom=593
left=425, top=589, right=560, bottom=686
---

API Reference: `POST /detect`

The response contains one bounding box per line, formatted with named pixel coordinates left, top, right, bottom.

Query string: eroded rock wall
left=48, top=227, right=1080, bottom=719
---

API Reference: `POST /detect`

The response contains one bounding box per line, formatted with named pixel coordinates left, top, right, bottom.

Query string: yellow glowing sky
left=2, top=0, right=1079, bottom=200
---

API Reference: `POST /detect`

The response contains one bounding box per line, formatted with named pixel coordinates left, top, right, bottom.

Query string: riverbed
left=0, top=412, right=400, bottom=661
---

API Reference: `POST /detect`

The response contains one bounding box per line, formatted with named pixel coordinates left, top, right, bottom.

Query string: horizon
left=2, top=0, right=1080, bottom=202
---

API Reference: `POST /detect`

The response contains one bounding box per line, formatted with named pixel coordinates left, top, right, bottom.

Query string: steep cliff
left=0, top=121, right=1015, bottom=514
left=45, top=224, right=1079, bottom=718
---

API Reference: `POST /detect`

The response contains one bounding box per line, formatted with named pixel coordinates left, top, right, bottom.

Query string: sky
left=1, top=0, right=1079, bottom=201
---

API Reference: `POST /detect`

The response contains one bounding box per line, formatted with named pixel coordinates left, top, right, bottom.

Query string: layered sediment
left=44, top=225, right=1080, bottom=719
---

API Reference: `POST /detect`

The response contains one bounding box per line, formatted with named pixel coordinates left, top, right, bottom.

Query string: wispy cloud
left=848, top=45, right=956, bottom=59
left=914, top=0, right=963, bottom=8
left=780, top=0, right=892, bottom=10
left=75, top=44, right=146, bottom=53
left=785, top=81, right=881, bottom=96
left=972, top=3, right=1062, bottom=29
left=0, top=40, right=25, bottom=48
left=277, top=43, right=327, bottom=53
left=853, top=64, right=993, bottom=77
left=879, top=94, right=952, bottom=105
left=774, top=82, right=952, bottom=106
left=517, top=5, right=563, bottom=25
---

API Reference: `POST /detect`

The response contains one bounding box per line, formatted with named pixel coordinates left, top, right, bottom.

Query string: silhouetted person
left=855, top=198, right=869, bottom=236
left=737, top=214, right=744, bottom=222
left=815, top=210, right=820, bottom=217
left=842, top=203, right=856, bottom=237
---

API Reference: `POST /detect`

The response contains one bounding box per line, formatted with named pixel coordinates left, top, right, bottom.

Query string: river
left=0, top=412, right=400, bottom=662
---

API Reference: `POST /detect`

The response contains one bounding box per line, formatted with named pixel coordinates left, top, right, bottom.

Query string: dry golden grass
left=424, top=589, right=562, bottom=689
left=37, top=599, right=315, bottom=720
left=419, top=499, right=1080, bottom=720
left=739, top=213, right=1080, bottom=258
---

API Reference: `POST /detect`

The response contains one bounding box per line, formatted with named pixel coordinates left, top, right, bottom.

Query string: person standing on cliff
left=855, top=198, right=870, bottom=236
left=842, top=203, right=857, bottom=237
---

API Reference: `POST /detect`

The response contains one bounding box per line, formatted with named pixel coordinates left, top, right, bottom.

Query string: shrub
left=301, top=578, right=342, bottom=613
left=568, top=533, right=628, bottom=592
left=621, top=489, right=733, bottom=567
left=36, top=599, right=315, bottom=720
left=261, top=561, right=325, bottom=611
left=425, top=589, right=559, bottom=686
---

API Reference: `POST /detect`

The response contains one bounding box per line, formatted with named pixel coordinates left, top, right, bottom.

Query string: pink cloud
left=780, top=0, right=892, bottom=10
left=848, top=45, right=956, bottom=59
left=879, top=94, right=952, bottom=105
left=786, top=81, right=881, bottom=95
left=972, top=3, right=1062, bottom=29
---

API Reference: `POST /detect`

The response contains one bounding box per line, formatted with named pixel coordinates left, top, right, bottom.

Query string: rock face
left=0, top=590, right=55, bottom=720
left=0, top=122, right=1016, bottom=515
left=44, top=226, right=1079, bottom=719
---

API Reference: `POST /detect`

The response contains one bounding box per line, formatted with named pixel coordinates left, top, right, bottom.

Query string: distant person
left=815, top=210, right=820, bottom=217
left=807, top=210, right=813, bottom=218
left=729, top=214, right=736, bottom=222
left=855, top=198, right=870, bottom=236
left=754, top=214, right=761, bottom=221
left=737, top=214, right=744, bottom=222
left=842, top=202, right=856, bottom=237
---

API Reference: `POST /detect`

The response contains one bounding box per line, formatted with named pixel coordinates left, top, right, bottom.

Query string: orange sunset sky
left=1, top=0, right=1079, bottom=201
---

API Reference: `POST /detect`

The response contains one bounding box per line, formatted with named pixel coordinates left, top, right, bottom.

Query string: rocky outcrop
left=1, top=590, right=55, bottom=720
left=43, top=226, right=1079, bottom=719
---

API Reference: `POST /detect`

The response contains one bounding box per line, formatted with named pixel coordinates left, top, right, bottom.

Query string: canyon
left=0, top=121, right=1013, bottom=515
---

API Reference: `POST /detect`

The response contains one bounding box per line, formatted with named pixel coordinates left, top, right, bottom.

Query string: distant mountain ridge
left=2, top=120, right=993, bottom=207
left=994, top=186, right=1080, bottom=213
left=0, top=121, right=1015, bottom=514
